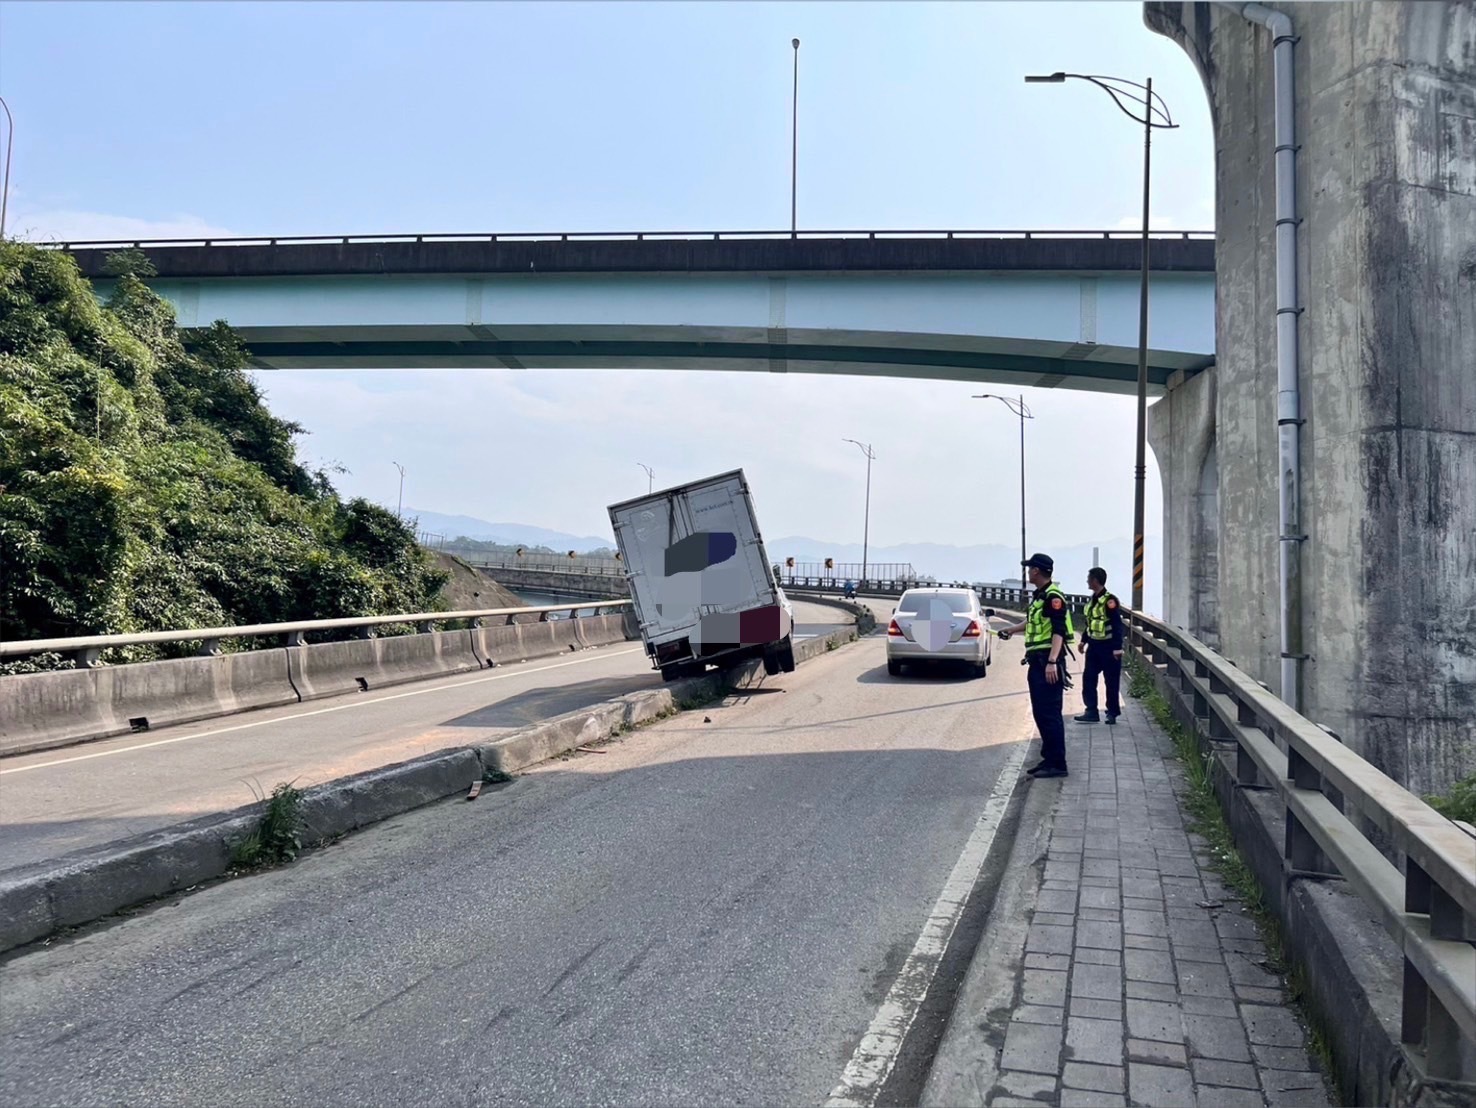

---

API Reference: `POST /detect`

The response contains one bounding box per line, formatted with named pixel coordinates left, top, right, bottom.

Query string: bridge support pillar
left=1147, top=0, right=1476, bottom=798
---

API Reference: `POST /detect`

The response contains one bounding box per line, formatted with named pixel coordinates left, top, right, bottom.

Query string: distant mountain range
left=405, top=509, right=1156, bottom=606
left=405, top=509, right=613, bottom=553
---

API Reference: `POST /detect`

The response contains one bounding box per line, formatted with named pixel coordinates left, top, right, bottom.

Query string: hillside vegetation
left=0, top=242, right=448, bottom=668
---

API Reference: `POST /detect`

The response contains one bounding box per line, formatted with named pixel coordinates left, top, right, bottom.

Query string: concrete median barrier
left=0, top=650, right=299, bottom=758
left=288, top=631, right=482, bottom=701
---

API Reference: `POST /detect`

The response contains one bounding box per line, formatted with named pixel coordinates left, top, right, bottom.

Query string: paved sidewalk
left=929, top=693, right=1337, bottom=1107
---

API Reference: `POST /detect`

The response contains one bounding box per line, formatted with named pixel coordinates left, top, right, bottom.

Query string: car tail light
left=962, top=620, right=982, bottom=638
left=888, top=619, right=903, bottom=637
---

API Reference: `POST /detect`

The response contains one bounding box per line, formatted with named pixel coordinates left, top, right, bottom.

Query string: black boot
left=1074, top=711, right=1100, bottom=724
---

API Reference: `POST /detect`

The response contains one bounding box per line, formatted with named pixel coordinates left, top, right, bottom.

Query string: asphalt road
left=0, top=627, right=1036, bottom=1108
left=0, top=601, right=849, bottom=872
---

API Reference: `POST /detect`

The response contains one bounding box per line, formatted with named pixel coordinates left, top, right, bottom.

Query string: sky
left=0, top=1, right=1215, bottom=610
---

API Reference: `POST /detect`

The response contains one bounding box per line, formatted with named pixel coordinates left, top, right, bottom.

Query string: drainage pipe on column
left=1214, top=0, right=1305, bottom=710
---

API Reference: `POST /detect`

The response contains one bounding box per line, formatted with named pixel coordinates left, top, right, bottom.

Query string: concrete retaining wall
left=0, top=620, right=865, bottom=955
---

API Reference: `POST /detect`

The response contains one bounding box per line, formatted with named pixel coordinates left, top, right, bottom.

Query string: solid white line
left=825, top=740, right=1029, bottom=1108
left=0, top=647, right=643, bottom=776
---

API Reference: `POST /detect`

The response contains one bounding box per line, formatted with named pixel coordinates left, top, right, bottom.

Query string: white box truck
left=608, top=469, right=797, bottom=683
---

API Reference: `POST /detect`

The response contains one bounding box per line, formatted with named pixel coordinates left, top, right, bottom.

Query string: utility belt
left=1083, top=637, right=1120, bottom=650
left=1024, top=647, right=1075, bottom=688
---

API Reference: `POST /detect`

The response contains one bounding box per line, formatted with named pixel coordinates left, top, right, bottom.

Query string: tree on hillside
left=0, top=242, right=447, bottom=668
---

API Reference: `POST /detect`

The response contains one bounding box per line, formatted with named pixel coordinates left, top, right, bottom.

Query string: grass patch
left=1124, top=652, right=1341, bottom=1093
left=230, top=782, right=305, bottom=870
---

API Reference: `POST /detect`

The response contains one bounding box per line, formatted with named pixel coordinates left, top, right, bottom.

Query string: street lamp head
left=792, top=37, right=800, bottom=49
left=1024, top=72, right=1067, bottom=83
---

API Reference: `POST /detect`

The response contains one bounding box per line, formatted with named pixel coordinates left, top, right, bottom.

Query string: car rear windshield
left=898, top=591, right=975, bottom=615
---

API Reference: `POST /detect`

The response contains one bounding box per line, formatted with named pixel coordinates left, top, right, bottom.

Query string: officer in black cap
left=997, top=553, right=1074, bottom=778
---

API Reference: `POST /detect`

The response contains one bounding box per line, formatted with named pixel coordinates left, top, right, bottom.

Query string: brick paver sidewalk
left=989, top=695, right=1336, bottom=1107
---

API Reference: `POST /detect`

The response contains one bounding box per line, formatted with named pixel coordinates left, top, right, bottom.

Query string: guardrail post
left=72, top=647, right=103, bottom=669
left=355, top=626, right=375, bottom=640
left=504, top=614, right=518, bottom=626
left=196, top=638, right=223, bottom=657
left=1402, top=955, right=1476, bottom=1082
left=538, top=611, right=551, bottom=622
left=286, top=631, right=306, bottom=648
left=415, top=621, right=434, bottom=634
left=1284, top=749, right=1338, bottom=877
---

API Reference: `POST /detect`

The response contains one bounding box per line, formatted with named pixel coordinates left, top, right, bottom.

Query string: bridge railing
left=1127, top=610, right=1476, bottom=1081
left=778, top=577, right=1093, bottom=608
left=38, top=228, right=1216, bottom=250
left=470, top=556, right=624, bottom=577
left=0, top=601, right=632, bottom=669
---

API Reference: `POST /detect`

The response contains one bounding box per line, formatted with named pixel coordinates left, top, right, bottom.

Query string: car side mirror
left=984, top=608, right=996, bottom=618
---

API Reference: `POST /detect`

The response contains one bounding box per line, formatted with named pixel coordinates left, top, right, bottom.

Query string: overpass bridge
left=55, top=229, right=1215, bottom=396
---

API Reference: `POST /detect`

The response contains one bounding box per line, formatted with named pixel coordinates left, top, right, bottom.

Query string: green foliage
left=0, top=242, right=448, bottom=666
left=230, top=782, right=305, bottom=868
left=1425, top=773, right=1476, bottom=825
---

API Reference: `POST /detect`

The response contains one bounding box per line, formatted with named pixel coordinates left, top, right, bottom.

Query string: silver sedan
left=886, top=587, right=994, bottom=678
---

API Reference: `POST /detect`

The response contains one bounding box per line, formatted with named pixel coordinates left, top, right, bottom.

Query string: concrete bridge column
left=1148, top=366, right=1223, bottom=652
left=1146, top=0, right=1476, bottom=794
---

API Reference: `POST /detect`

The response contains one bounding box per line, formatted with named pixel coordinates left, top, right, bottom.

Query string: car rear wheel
left=887, top=659, right=903, bottom=677
left=972, top=660, right=988, bottom=679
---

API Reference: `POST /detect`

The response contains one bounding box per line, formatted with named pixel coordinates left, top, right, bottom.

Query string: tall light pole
left=392, top=461, right=405, bottom=520
left=974, top=394, right=1034, bottom=607
left=790, top=38, right=800, bottom=235
left=637, top=462, right=654, bottom=494
left=0, top=96, right=13, bottom=241
left=1025, top=71, right=1176, bottom=611
left=842, top=438, right=875, bottom=584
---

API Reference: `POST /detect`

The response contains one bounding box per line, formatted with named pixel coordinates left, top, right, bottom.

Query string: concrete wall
left=1146, top=1, right=1476, bottom=794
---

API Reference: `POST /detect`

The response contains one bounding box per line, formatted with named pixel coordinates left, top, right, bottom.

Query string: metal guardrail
left=470, top=557, right=623, bottom=577
left=779, top=577, right=1092, bottom=608
left=1127, top=610, right=1476, bottom=1081
left=37, top=228, right=1216, bottom=251
left=0, top=601, right=632, bottom=668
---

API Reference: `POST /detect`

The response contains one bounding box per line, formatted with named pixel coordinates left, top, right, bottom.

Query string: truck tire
left=661, top=662, right=693, bottom=683
left=779, top=634, right=796, bottom=673
left=762, top=645, right=782, bottom=676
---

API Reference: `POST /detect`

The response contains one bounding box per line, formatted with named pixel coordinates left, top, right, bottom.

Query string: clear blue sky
left=2, top=1, right=1215, bottom=605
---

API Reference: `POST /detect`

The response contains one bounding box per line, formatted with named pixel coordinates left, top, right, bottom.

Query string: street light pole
left=842, top=438, right=875, bottom=584
left=974, top=394, right=1034, bottom=607
left=0, top=96, right=13, bottom=241
left=1024, top=71, right=1175, bottom=611
left=392, top=461, right=405, bottom=520
left=791, top=38, right=800, bottom=235
left=637, top=462, right=654, bottom=494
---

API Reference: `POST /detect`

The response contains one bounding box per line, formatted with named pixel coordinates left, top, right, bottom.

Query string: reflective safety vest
left=1085, top=591, right=1120, bottom=641
left=1025, top=583, right=1075, bottom=652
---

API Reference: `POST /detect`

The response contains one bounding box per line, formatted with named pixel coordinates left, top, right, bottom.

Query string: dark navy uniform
left=1079, top=590, right=1124, bottom=722
left=1024, top=579, right=1073, bottom=773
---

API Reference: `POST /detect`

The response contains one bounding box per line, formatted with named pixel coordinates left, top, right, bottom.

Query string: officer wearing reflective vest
left=1076, top=566, right=1125, bottom=725
left=997, top=553, right=1074, bottom=778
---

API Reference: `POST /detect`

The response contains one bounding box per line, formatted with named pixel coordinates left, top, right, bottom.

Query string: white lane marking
left=1, top=648, right=643, bottom=776
left=826, top=740, right=1029, bottom=1107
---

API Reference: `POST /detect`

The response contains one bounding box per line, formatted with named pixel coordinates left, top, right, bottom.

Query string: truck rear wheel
left=779, top=634, right=796, bottom=673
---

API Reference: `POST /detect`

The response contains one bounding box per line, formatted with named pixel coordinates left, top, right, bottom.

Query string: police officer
left=998, top=553, right=1074, bottom=778
left=1075, top=566, right=1124, bottom=725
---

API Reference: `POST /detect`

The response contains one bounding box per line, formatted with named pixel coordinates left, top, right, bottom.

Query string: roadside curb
left=919, top=770, right=1056, bottom=1106
left=0, top=623, right=869, bottom=956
